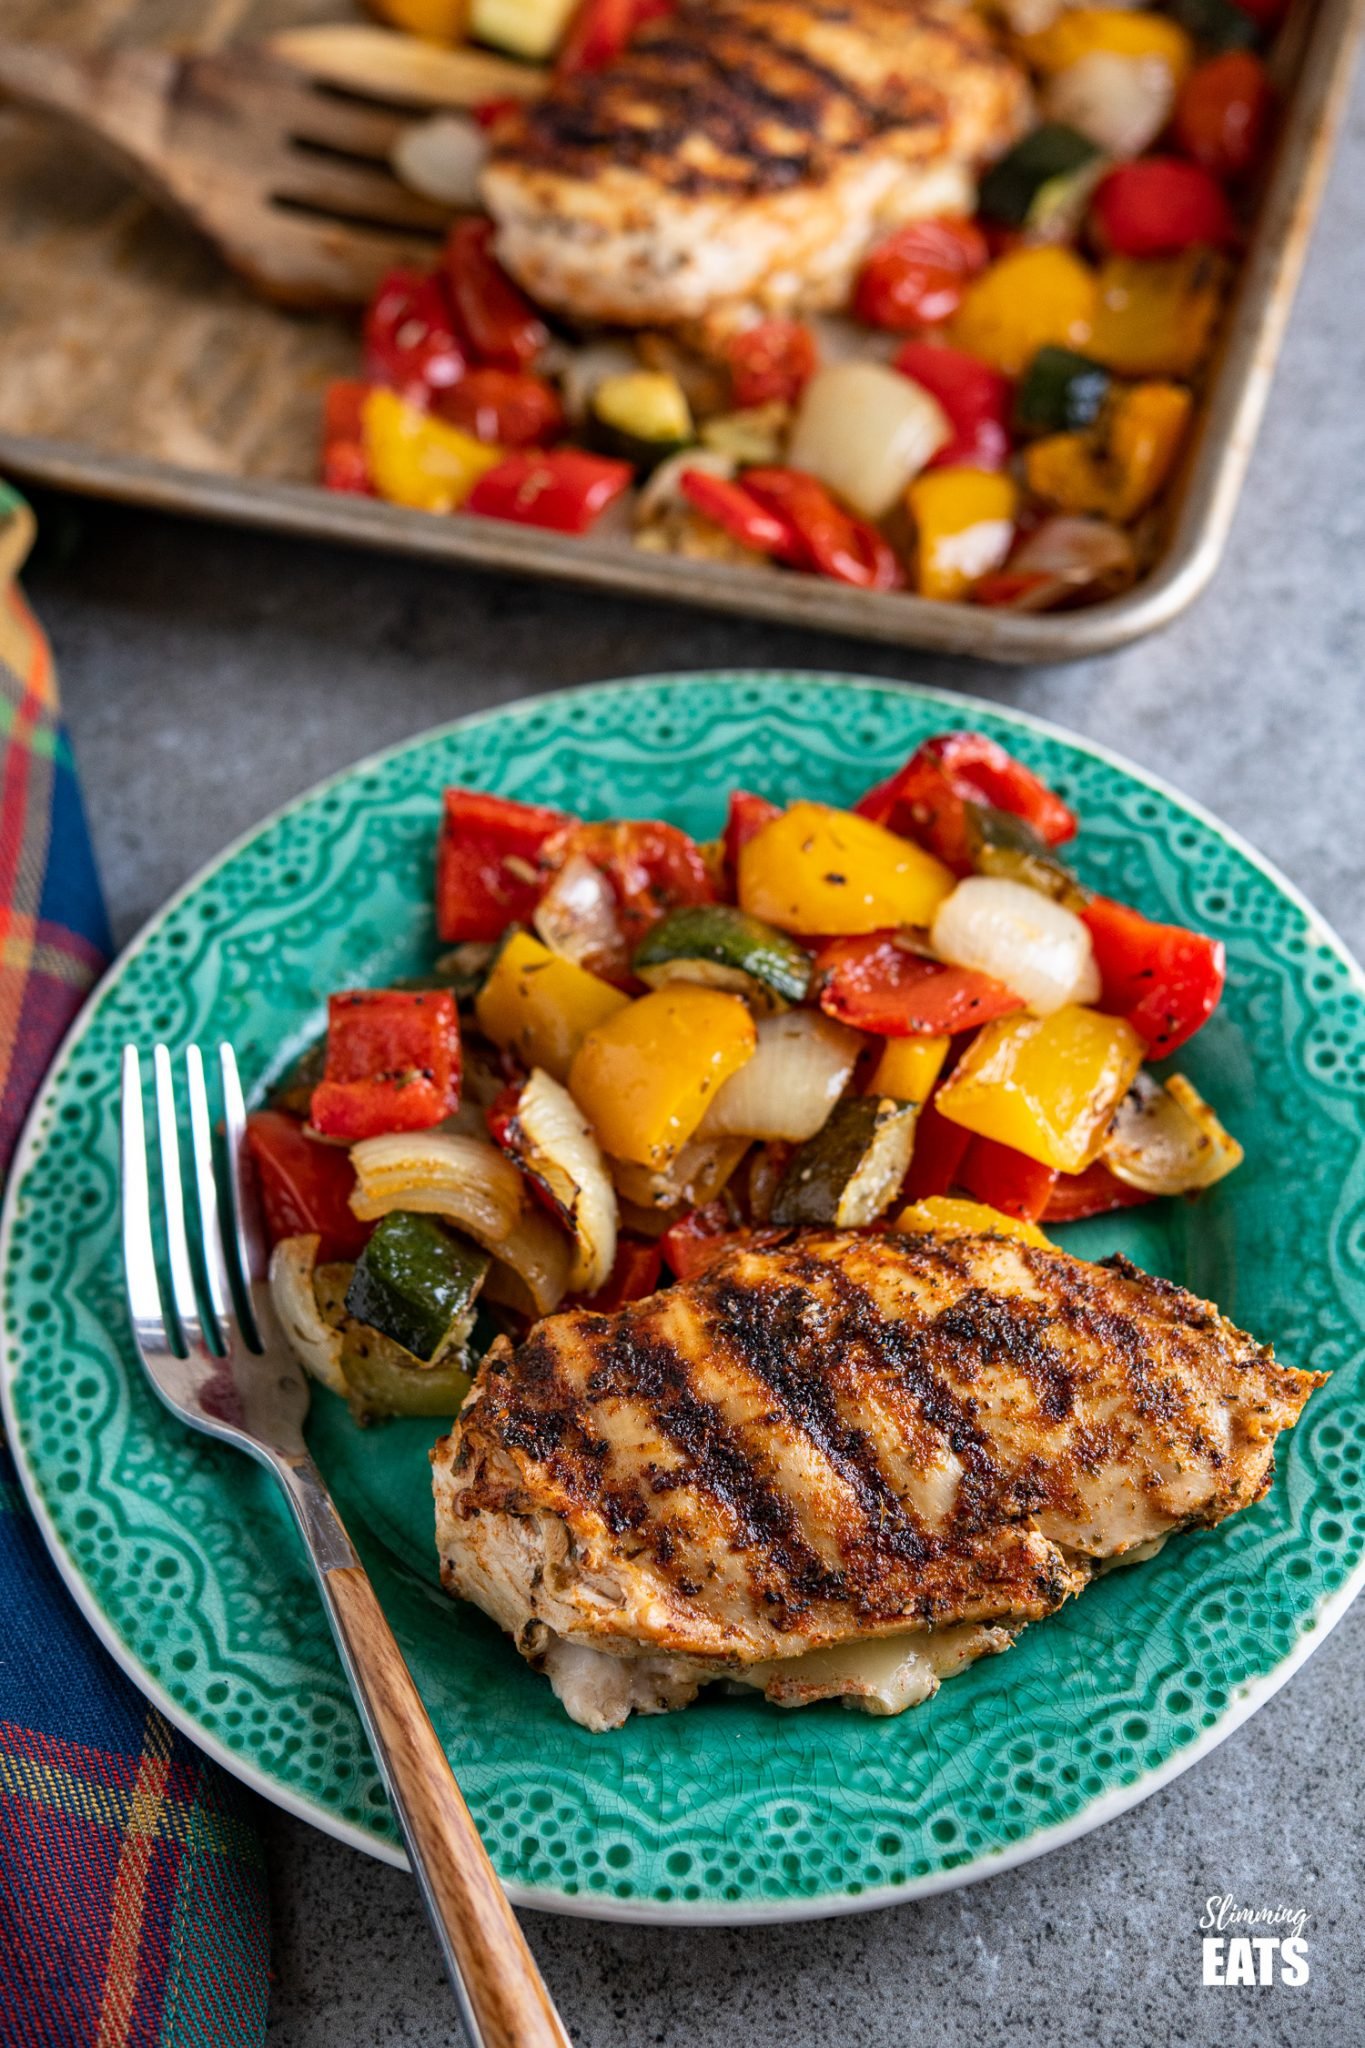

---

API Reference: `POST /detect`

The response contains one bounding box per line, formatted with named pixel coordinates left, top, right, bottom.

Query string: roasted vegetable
left=490, top=1067, right=618, bottom=1293
left=269, top=1235, right=348, bottom=1397
left=1024, top=383, right=1193, bottom=522
left=949, top=247, right=1099, bottom=378
left=474, top=928, right=629, bottom=1080
left=1021, top=11, right=1194, bottom=85
left=246, top=1111, right=370, bottom=1263
left=468, top=0, right=577, bottom=59
left=894, top=1195, right=1054, bottom=1250
left=632, top=904, right=812, bottom=1011
left=1081, top=892, right=1226, bottom=1057
left=964, top=803, right=1089, bottom=908
left=344, top=1209, right=488, bottom=1365
left=867, top=1034, right=949, bottom=1104
left=738, top=800, right=955, bottom=937
left=957, top=1134, right=1058, bottom=1221
left=977, top=123, right=1103, bottom=235
left=1102, top=1070, right=1243, bottom=1194
left=856, top=731, right=1078, bottom=864
left=697, top=1010, right=862, bottom=1142
left=1164, top=0, right=1258, bottom=53
left=934, top=1004, right=1145, bottom=1173
left=785, top=361, right=949, bottom=521
left=568, top=986, right=757, bottom=1168
left=589, top=370, right=694, bottom=470
left=436, top=787, right=569, bottom=945
left=907, top=468, right=1018, bottom=601
left=1088, top=252, right=1225, bottom=379
left=340, top=1321, right=474, bottom=1424
left=1041, top=51, right=1177, bottom=159
left=361, top=389, right=503, bottom=513
left=772, top=1096, right=920, bottom=1229
left=1014, top=347, right=1113, bottom=436
left=311, top=988, right=461, bottom=1142
left=1090, top=159, right=1234, bottom=259
left=931, top=876, right=1100, bottom=1015
left=816, top=933, right=1024, bottom=1037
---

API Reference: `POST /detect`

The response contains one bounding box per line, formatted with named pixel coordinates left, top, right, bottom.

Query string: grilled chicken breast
left=481, top=0, right=1031, bottom=330
left=432, top=1229, right=1322, bottom=1729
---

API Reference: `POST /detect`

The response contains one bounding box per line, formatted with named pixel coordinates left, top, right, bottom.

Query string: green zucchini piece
left=964, top=803, right=1090, bottom=910
left=771, top=1097, right=919, bottom=1229
left=632, top=904, right=813, bottom=1012
left=1164, top=0, right=1258, bottom=48
left=588, top=370, right=694, bottom=471
left=344, top=1211, right=489, bottom=1366
left=340, top=1322, right=474, bottom=1426
left=1014, top=347, right=1113, bottom=437
left=978, top=124, right=1102, bottom=232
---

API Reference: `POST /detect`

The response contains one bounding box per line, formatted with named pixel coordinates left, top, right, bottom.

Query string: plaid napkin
left=0, top=484, right=270, bottom=2046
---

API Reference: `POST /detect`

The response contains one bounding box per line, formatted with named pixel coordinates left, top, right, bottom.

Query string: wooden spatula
left=0, top=28, right=547, bottom=307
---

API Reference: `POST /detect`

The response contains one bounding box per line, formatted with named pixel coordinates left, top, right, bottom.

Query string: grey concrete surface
left=22, top=54, right=1365, bottom=2048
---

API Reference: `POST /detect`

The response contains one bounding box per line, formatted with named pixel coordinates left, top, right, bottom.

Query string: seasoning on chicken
left=432, top=1227, right=1322, bottom=1729
left=480, top=0, right=1033, bottom=331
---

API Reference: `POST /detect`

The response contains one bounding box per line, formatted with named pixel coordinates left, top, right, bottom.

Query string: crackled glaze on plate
left=3, top=674, right=1364, bottom=1924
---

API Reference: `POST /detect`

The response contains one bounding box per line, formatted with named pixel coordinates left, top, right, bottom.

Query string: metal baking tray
left=0, top=0, right=1358, bottom=663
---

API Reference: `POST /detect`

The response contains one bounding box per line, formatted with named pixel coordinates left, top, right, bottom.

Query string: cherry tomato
left=1081, top=894, right=1226, bottom=1058
left=815, top=933, right=1024, bottom=1037
left=725, top=320, right=819, bottom=408
left=445, top=218, right=547, bottom=372
left=855, top=731, right=1077, bottom=868
left=1090, top=158, right=1236, bottom=259
left=363, top=270, right=466, bottom=400
left=549, top=817, right=716, bottom=948
left=893, top=341, right=1012, bottom=471
left=742, top=468, right=905, bottom=591
left=464, top=449, right=632, bottom=533
left=854, top=219, right=990, bottom=331
left=245, top=1111, right=372, bottom=1262
left=435, top=368, right=564, bottom=447
left=1176, top=52, right=1275, bottom=180
left=679, top=469, right=802, bottom=559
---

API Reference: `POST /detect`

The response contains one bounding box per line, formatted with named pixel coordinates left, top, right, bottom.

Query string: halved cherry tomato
left=1081, top=893, right=1226, bottom=1058
left=894, top=342, right=1013, bottom=471
left=725, top=320, right=819, bottom=408
left=464, top=448, right=632, bottom=532
left=1044, top=1159, right=1157, bottom=1223
left=363, top=269, right=466, bottom=401
left=679, top=469, right=800, bottom=560
left=246, top=1111, right=373, bottom=1262
left=742, top=468, right=906, bottom=590
left=445, top=219, right=547, bottom=372
left=322, top=380, right=374, bottom=494
left=723, top=789, right=782, bottom=883
left=549, top=817, right=715, bottom=948
left=1175, top=52, right=1274, bottom=181
left=958, top=1135, right=1057, bottom=1221
left=568, top=1234, right=665, bottom=1311
left=435, top=368, right=563, bottom=448
left=900, top=1089, right=973, bottom=1202
left=436, top=787, right=571, bottom=942
left=855, top=731, right=1078, bottom=867
left=556, top=0, right=668, bottom=74
left=854, top=219, right=990, bottom=331
left=815, top=933, right=1024, bottom=1037
left=1090, top=159, right=1236, bottom=259
left=310, top=989, right=461, bottom=1143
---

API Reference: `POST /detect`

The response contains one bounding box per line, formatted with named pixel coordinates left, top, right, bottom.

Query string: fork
left=120, top=1041, right=571, bottom=2048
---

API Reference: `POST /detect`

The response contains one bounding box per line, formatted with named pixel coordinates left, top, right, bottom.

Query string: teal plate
left=4, top=673, right=1365, bottom=1924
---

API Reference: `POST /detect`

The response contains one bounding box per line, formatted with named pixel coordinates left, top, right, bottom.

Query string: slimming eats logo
left=1201, top=1896, right=1310, bottom=1986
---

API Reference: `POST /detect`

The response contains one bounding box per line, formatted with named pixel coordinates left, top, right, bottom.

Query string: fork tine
left=219, top=1044, right=266, bottom=1349
left=271, top=155, right=451, bottom=236
left=120, top=1047, right=171, bottom=1353
left=186, top=1045, right=231, bottom=1352
left=153, top=1045, right=203, bottom=1352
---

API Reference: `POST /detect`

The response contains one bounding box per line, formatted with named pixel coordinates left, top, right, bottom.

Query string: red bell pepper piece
left=434, top=367, right=564, bottom=448
left=321, top=380, right=374, bottom=495
left=815, top=932, right=1024, bottom=1037
left=1043, top=1159, right=1157, bottom=1223
left=893, top=342, right=1013, bottom=472
left=742, top=468, right=906, bottom=591
left=1090, top=159, right=1236, bottom=260
left=445, top=219, right=547, bottom=372
left=363, top=269, right=466, bottom=401
left=549, top=817, right=715, bottom=948
left=569, top=1234, right=665, bottom=1311
left=436, top=787, right=570, bottom=943
left=1175, top=53, right=1275, bottom=181
left=1081, top=894, right=1226, bottom=1059
left=472, top=96, right=524, bottom=128
left=855, top=730, right=1077, bottom=868
left=900, top=1091, right=973, bottom=1204
left=660, top=1205, right=783, bottom=1282
left=853, top=218, right=990, bottom=331
left=246, top=1111, right=373, bottom=1262
left=725, top=320, right=819, bottom=408
left=310, top=990, right=461, bottom=1143
left=678, top=469, right=802, bottom=561
left=723, top=789, right=782, bottom=882
left=464, top=448, right=632, bottom=533
left=556, top=0, right=670, bottom=73
left=958, top=1136, right=1058, bottom=1222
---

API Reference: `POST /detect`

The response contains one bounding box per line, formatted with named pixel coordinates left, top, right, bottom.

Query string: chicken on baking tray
left=482, top=0, right=1033, bottom=331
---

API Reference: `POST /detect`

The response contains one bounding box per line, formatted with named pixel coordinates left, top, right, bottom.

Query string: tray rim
left=1, top=0, right=1362, bottom=663
left=3, top=667, right=1365, bottom=1925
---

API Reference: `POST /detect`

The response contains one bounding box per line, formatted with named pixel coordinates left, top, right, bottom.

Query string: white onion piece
left=610, top=1138, right=748, bottom=1213
left=698, top=1011, right=862, bottom=1142
left=1043, top=52, right=1175, bottom=159
left=513, top=1068, right=618, bottom=1294
left=787, top=362, right=949, bottom=521
left=997, top=515, right=1136, bottom=612
left=532, top=853, right=624, bottom=974
left=1103, top=1072, right=1244, bottom=1195
left=487, top=1206, right=573, bottom=1317
left=999, top=0, right=1139, bottom=29
left=560, top=340, right=639, bottom=426
left=637, top=446, right=734, bottom=525
left=348, top=1130, right=524, bottom=1240
left=931, top=876, right=1100, bottom=1016
left=391, top=114, right=488, bottom=208
left=269, top=1235, right=346, bottom=1397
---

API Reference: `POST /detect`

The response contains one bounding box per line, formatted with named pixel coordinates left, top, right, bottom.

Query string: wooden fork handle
left=279, top=1459, right=570, bottom=2048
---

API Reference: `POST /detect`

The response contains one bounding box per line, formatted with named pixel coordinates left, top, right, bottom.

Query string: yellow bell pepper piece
left=738, top=801, right=955, bottom=937
left=1025, top=383, right=1193, bottom=523
left=475, top=931, right=629, bottom=1083
left=1088, top=252, right=1226, bottom=380
left=569, top=987, right=756, bottom=1168
left=362, top=389, right=503, bottom=514
left=908, top=469, right=1019, bottom=602
left=369, top=0, right=469, bottom=42
left=949, top=248, right=1099, bottom=379
left=868, top=1035, right=950, bottom=1103
left=934, top=1005, right=1145, bottom=1174
left=1021, top=10, right=1193, bottom=84
left=894, top=1195, right=1055, bottom=1250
